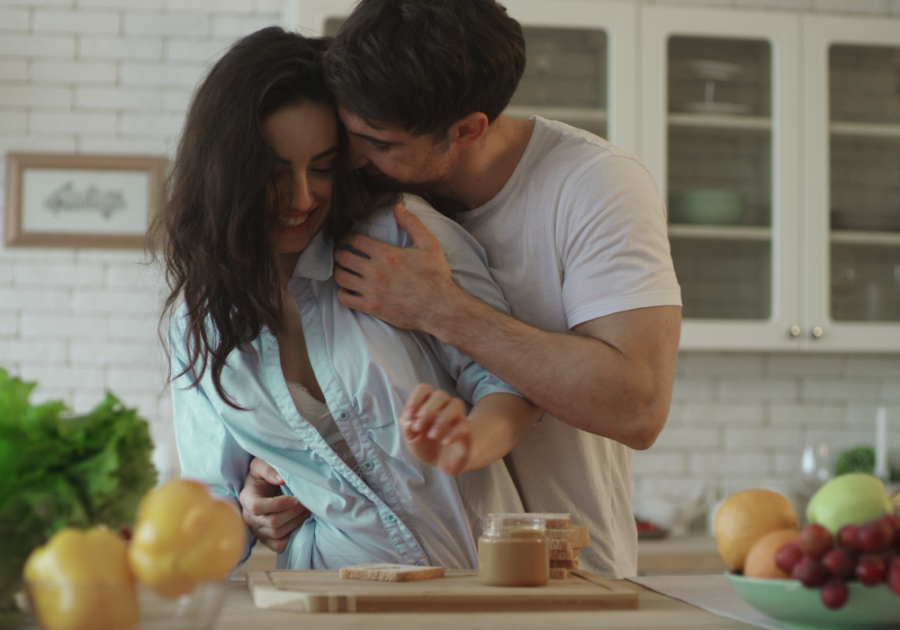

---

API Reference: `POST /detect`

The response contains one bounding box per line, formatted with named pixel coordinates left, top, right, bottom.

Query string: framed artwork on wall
left=4, top=153, right=168, bottom=249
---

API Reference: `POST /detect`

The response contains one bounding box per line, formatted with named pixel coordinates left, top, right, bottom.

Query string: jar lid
left=483, top=514, right=546, bottom=537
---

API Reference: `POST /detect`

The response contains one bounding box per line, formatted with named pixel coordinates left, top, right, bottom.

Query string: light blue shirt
left=170, top=195, right=525, bottom=571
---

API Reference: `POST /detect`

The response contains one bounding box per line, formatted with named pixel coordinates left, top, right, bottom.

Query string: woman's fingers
left=426, top=397, right=465, bottom=442
left=414, top=389, right=451, bottom=432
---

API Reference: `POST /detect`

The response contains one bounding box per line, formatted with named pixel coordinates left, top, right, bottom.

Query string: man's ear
left=450, top=112, right=489, bottom=149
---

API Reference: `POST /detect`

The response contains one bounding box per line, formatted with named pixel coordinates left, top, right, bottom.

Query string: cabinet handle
left=789, top=325, right=801, bottom=338
left=811, top=326, right=824, bottom=339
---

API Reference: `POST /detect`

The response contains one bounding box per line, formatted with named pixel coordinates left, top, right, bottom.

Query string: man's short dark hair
left=324, top=0, right=526, bottom=138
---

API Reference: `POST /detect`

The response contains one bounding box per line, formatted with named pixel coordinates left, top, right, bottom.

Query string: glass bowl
left=24, top=581, right=227, bottom=630
left=727, top=572, right=900, bottom=630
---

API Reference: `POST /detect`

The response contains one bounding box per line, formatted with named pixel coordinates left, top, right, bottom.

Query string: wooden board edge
left=570, top=570, right=641, bottom=609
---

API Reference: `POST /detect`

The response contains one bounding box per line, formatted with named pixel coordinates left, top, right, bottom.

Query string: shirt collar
left=291, top=229, right=334, bottom=282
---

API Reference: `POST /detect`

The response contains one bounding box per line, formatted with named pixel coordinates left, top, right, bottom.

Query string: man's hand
left=398, top=383, right=472, bottom=476
left=239, top=457, right=310, bottom=553
left=333, top=202, right=462, bottom=332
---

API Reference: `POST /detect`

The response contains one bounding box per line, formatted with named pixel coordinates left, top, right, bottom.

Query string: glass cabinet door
left=804, top=16, right=900, bottom=351
left=642, top=7, right=801, bottom=350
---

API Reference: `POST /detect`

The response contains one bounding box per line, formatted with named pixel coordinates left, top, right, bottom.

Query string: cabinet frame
left=802, top=15, right=900, bottom=352
left=640, top=6, right=802, bottom=351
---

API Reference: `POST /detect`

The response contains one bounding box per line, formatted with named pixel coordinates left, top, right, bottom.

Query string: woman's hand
left=239, top=457, right=311, bottom=553
left=399, top=383, right=472, bottom=476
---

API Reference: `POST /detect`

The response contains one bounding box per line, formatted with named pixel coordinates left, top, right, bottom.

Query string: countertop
left=237, top=534, right=728, bottom=578
left=216, top=576, right=758, bottom=630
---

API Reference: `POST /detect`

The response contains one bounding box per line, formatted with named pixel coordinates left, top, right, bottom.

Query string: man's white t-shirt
left=454, top=117, right=682, bottom=578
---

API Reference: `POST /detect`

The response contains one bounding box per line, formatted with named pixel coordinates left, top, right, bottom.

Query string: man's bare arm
left=333, top=204, right=681, bottom=450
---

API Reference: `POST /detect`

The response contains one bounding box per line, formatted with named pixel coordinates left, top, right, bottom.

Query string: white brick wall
left=0, top=0, right=898, bottom=498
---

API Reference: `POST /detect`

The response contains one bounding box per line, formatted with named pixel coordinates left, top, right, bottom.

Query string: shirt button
left=362, top=461, right=374, bottom=471
left=385, top=514, right=397, bottom=523
left=338, top=411, right=349, bottom=420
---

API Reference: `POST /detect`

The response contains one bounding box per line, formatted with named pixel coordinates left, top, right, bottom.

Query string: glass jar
left=477, top=515, right=549, bottom=587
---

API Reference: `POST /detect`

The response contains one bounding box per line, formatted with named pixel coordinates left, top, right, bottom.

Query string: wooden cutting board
left=247, top=569, right=640, bottom=613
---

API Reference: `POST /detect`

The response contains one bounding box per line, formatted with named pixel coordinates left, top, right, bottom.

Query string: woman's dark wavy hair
left=154, top=26, right=373, bottom=408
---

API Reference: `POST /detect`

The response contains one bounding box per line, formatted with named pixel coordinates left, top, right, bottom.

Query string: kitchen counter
left=216, top=576, right=758, bottom=629
left=238, top=534, right=728, bottom=578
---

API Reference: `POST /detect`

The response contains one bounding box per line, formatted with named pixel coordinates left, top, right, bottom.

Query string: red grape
left=793, top=557, right=829, bottom=588
left=822, top=548, right=856, bottom=579
left=856, top=555, right=887, bottom=586
left=775, top=542, right=805, bottom=574
left=837, top=524, right=861, bottom=551
left=800, top=523, right=833, bottom=560
left=820, top=578, right=849, bottom=610
left=888, top=557, right=900, bottom=596
left=857, top=520, right=893, bottom=554
left=879, top=513, right=900, bottom=529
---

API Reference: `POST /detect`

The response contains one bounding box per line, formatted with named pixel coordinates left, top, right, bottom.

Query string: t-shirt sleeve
left=558, top=155, right=682, bottom=329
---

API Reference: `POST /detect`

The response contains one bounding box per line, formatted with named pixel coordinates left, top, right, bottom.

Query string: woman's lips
left=273, top=208, right=316, bottom=233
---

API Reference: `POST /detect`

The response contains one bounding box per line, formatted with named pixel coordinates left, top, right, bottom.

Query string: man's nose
left=346, top=135, right=369, bottom=170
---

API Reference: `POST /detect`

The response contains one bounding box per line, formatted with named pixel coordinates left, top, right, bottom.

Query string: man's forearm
left=464, top=393, right=541, bottom=471
left=428, top=288, right=679, bottom=450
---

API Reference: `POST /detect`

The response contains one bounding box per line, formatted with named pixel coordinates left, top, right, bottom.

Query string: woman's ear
left=450, top=112, right=490, bottom=149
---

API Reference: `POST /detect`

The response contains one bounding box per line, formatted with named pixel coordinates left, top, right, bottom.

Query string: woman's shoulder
left=356, top=194, right=488, bottom=258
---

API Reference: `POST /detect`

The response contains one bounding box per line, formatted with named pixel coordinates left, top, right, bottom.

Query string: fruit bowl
left=727, top=573, right=900, bottom=630
left=24, top=581, right=227, bottom=630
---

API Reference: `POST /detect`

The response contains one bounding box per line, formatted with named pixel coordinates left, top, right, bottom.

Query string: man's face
left=338, top=108, right=455, bottom=194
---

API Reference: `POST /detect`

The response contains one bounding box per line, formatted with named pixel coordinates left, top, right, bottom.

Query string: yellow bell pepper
left=23, top=527, right=138, bottom=630
left=128, top=479, right=245, bottom=597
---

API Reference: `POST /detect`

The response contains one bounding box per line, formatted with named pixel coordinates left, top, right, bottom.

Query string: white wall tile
left=0, top=35, right=76, bottom=58
left=77, top=135, right=168, bottom=154
left=31, top=60, right=118, bottom=84
left=632, top=452, right=687, bottom=475
left=70, top=340, right=163, bottom=366
left=802, top=379, right=885, bottom=402
left=164, top=38, right=231, bottom=63
left=0, top=314, right=18, bottom=336
left=0, top=8, right=30, bottom=31
left=123, top=13, right=209, bottom=37
left=30, top=110, right=117, bottom=134
left=71, top=288, right=161, bottom=314
left=78, top=37, right=164, bottom=61
left=20, top=365, right=105, bottom=390
left=0, top=287, right=70, bottom=310
left=0, top=339, right=67, bottom=362
left=723, top=427, right=805, bottom=451
left=14, top=261, right=104, bottom=287
left=121, top=62, right=203, bottom=88
left=75, top=87, right=161, bottom=111
left=119, top=112, right=184, bottom=136
left=0, top=60, right=28, bottom=81
left=719, top=377, right=800, bottom=401
left=0, top=111, right=27, bottom=133
left=690, top=453, right=771, bottom=475
left=769, top=403, right=845, bottom=426
left=815, top=0, right=889, bottom=14
left=0, top=85, right=73, bottom=108
left=33, top=9, right=120, bottom=34
left=106, top=366, right=168, bottom=392
left=20, top=314, right=108, bottom=340
left=78, top=0, right=163, bottom=9
left=163, top=0, right=255, bottom=13
left=211, top=15, right=277, bottom=38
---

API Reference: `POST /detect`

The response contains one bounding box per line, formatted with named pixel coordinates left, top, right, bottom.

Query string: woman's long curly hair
left=155, top=27, right=374, bottom=407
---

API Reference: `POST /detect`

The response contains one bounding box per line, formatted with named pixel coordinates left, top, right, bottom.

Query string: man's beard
left=358, top=169, right=443, bottom=197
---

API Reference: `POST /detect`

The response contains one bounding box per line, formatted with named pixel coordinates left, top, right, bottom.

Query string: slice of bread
left=488, top=512, right=571, bottom=530
left=548, top=538, right=572, bottom=552
left=549, top=547, right=580, bottom=561
left=550, top=558, right=579, bottom=570
left=338, top=563, right=445, bottom=582
left=549, top=567, right=568, bottom=580
left=546, top=524, right=589, bottom=548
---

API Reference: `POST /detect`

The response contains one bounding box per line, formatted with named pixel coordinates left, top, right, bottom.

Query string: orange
left=744, top=528, right=800, bottom=578
left=714, top=489, right=798, bottom=572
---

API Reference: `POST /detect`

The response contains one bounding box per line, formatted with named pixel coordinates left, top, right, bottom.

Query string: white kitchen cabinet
left=803, top=16, right=900, bottom=352
left=282, top=2, right=900, bottom=353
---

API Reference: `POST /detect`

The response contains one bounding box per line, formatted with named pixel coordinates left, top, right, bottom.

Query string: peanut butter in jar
left=477, top=515, right=549, bottom=587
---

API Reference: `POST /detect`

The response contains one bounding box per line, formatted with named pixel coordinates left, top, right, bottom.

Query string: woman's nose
left=290, top=175, right=314, bottom=212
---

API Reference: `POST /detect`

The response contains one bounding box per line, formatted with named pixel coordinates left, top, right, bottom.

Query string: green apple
left=806, top=473, right=894, bottom=534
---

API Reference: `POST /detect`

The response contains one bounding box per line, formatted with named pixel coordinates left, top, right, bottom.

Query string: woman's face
left=262, top=100, right=338, bottom=255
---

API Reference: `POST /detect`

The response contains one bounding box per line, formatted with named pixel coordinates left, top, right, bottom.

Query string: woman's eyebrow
left=312, top=146, right=339, bottom=160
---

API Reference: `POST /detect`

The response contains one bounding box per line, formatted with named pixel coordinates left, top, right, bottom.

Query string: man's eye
left=371, top=142, right=391, bottom=152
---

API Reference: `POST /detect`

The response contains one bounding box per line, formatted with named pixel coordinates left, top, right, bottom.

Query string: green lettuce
left=0, top=368, right=157, bottom=611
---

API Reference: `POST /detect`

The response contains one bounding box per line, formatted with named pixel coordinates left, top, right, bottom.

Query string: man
left=241, top=0, right=681, bottom=578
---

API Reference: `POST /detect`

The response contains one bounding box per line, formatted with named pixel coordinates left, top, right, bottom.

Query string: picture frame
left=4, top=152, right=168, bottom=249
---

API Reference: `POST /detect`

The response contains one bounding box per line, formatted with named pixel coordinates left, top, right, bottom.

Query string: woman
left=159, top=27, right=540, bottom=571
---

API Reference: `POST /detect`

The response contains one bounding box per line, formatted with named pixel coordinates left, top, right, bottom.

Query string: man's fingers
left=249, top=457, right=284, bottom=486
left=333, top=264, right=366, bottom=293
left=392, top=203, right=439, bottom=251
left=244, top=493, right=299, bottom=519
left=337, top=232, right=388, bottom=262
